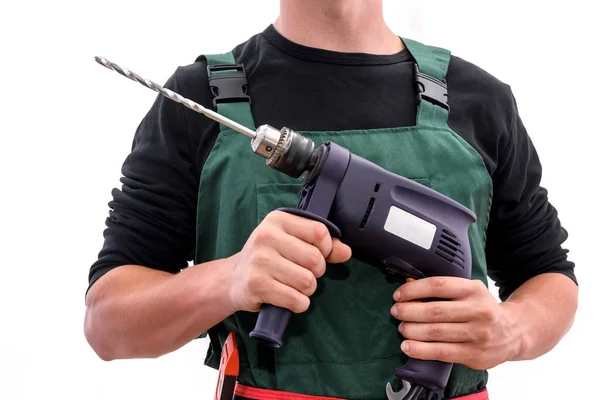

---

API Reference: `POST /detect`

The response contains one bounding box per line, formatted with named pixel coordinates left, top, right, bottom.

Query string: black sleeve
left=87, top=68, right=200, bottom=292
left=485, top=91, right=577, bottom=301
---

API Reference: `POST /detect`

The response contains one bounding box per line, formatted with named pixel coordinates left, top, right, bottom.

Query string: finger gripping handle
left=249, top=208, right=341, bottom=347
left=395, top=358, right=453, bottom=395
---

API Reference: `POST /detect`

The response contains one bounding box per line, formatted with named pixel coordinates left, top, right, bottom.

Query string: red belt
left=217, top=332, right=488, bottom=400
left=234, top=383, right=489, bottom=400
left=234, top=384, right=346, bottom=400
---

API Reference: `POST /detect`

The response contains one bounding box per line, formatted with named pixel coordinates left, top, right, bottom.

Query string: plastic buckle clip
left=414, top=63, right=449, bottom=111
left=207, top=63, right=251, bottom=108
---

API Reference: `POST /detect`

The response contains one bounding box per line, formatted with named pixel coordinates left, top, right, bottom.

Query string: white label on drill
left=384, top=206, right=436, bottom=249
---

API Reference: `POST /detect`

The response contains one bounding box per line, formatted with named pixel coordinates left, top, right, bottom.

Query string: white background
left=1, top=1, right=598, bottom=399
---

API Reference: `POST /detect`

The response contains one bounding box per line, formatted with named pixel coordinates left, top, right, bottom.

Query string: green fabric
left=416, top=99, right=449, bottom=131
left=401, top=38, right=451, bottom=81
left=195, top=43, right=493, bottom=399
left=205, top=52, right=236, bottom=66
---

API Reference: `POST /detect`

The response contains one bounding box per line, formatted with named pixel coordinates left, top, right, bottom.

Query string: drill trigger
left=382, top=257, right=425, bottom=282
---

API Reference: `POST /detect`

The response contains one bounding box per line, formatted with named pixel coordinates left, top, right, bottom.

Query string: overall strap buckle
left=414, top=63, right=449, bottom=111
left=207, top=63, right=251, bottom=108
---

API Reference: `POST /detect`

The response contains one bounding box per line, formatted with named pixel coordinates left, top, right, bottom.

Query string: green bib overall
left=195, top=39, right=493, bottom=399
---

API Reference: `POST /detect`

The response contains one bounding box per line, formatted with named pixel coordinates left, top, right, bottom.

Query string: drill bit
left=95, top=56, right=316, bottom=178
left=94, top=56, right=257, bottom=139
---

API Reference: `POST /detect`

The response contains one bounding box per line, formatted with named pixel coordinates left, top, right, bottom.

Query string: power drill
left=247, top=125, right=476, bottom=400
left=95, top=56, right=477, bottom=400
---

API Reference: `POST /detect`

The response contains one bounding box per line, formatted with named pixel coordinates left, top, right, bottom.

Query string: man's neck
left=274, top=0, right=404, bottom=55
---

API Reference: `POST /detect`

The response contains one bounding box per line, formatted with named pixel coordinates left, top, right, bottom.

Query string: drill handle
left=394, top=358, right=452, bottom=400
left=249, top=142, right=349, bottom=348
left=248, top=209, right=341, bottom=348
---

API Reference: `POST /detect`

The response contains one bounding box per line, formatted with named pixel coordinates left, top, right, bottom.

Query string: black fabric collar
left=261, top=24, right=412, bottom=66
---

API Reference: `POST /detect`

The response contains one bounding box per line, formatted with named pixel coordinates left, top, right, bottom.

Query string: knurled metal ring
left=266, top=127, right=289, bottom=167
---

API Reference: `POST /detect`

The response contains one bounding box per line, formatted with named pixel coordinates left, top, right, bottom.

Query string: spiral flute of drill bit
left=94, top=56, right=256, bottom=139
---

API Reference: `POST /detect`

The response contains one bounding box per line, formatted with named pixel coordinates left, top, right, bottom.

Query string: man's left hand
left=390, top=276, right=520, bottom=370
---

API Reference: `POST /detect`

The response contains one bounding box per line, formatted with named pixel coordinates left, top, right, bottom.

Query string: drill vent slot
left=359, top=197, right=376, bottom=229
left=438, top=245, right=465, bottom=263
left=437, top=246, right=455, bottom=257
left=435, top=232, right=466, bottom=268
left=441, top=233, right=460, bottom=247
left=373, top=183, right=380, bottom=192
left=440, top=240, right=458, bottom=252
left=435, top=250, right=455, bottom=263
left=442, top=229, right=457, bottom=238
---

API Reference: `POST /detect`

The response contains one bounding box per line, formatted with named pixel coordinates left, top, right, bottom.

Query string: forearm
left=84, top=256, right=237, bottom=361
left=501, top=272, right=578, bottom=361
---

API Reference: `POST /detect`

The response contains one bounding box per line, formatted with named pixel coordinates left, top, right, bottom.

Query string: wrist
left=184, top=256, right=239, bottom=317
left=499, top=300, right=533, bottom=362
left=222, top=253, right=242, bottom=314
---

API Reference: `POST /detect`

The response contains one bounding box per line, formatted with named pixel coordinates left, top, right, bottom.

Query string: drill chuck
left=253, top=125, right=316, bottom=178
left=251, top=125, right=281, bottom=159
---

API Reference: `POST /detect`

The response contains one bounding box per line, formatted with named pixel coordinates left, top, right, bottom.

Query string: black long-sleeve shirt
left=88, top=25, right=576, bottom=301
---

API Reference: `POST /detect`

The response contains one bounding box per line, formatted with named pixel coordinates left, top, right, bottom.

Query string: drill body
left=311, top=142, right=474, bottom=282
left=306, top=141, right=476, bottom=397
left=251, top=140, right=477, bottom=398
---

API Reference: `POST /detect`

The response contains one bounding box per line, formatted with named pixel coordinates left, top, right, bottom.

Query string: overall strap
left=400, top=38, right=451, bottom=128
left=204, top=52, right=255, bottom=130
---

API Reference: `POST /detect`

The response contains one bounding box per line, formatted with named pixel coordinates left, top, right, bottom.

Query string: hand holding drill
left=391, top=276, right=522, bottom=371
left=227, top=210, right=352, bottom=314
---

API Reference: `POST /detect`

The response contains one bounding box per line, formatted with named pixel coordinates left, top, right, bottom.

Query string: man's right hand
left=227, top=210, right=352, bottom=314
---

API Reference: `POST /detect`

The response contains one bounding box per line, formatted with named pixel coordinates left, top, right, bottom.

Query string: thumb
left=326, top=238, right=352, bottom=263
